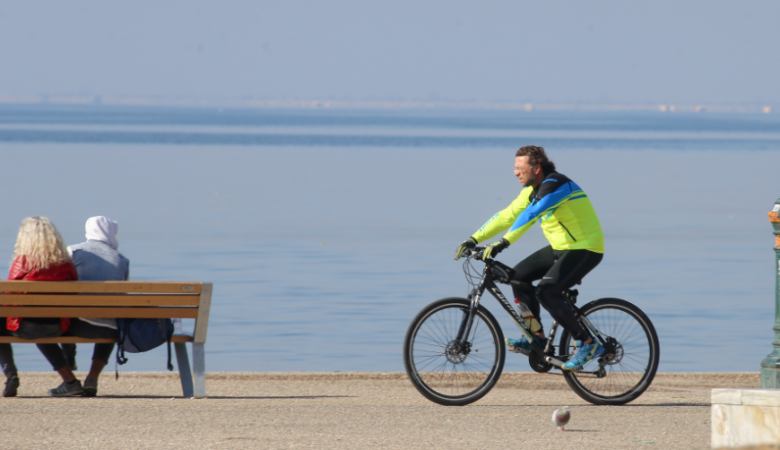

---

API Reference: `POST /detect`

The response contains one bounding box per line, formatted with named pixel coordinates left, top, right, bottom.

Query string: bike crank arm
left=544, top=356, right=567, bottom=368
left=543, top=357, right=605, bottom=374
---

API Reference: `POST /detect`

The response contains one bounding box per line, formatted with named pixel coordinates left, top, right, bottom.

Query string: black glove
left=454, top=237, right=478, bottom=260
left=482, top=238, right=510, bottom=261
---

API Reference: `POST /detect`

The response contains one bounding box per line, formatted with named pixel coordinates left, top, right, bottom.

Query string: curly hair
left=516, top=145, right=556, bottom=174
left=12, top=216, right=72, bottom=271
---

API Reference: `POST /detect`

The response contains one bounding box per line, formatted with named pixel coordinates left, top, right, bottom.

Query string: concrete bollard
left=761, top=198, right=780, bottom=388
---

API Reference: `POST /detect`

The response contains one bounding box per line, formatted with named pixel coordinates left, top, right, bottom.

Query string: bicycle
left=402, top=247, right=660, bottom=406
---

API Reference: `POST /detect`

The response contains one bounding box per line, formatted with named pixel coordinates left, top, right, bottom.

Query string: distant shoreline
left=0, top=96, right=774, bottom=114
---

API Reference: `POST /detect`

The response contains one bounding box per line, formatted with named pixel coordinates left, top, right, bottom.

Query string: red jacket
left=7, top=256, right=78, bottom=332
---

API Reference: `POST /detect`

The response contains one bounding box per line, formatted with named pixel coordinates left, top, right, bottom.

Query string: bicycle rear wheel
left=403, top=297, right=505, bottom=406
left=559, top=298, right=659, bottom=405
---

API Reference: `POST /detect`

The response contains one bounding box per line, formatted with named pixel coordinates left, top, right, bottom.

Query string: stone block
left=713, top=389, right=743, bottom=405
left=712, top=389, right=780, bottom=448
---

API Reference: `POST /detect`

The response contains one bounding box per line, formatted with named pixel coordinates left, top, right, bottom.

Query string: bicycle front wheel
left=403, top=297, right=505, bottom=406
left=559, top=298, right=660, bottom=405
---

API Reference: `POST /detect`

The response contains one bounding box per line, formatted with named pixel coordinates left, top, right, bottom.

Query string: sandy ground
left=0, top=371, right=770, bottom=450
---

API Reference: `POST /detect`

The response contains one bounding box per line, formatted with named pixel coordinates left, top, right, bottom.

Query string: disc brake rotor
left=444, top=340, right=471, bottom=364
left=603, top=337, right=624, bottom=365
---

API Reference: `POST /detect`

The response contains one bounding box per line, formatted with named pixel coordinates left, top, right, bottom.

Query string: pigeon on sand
left=552, top=406, right=571, bottom=431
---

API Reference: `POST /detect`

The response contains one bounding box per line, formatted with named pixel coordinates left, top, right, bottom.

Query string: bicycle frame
left=457, top=256, right=607, bottom=370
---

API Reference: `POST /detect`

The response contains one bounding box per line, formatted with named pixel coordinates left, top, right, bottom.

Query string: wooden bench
left=0, top=281, right=212, bottom=398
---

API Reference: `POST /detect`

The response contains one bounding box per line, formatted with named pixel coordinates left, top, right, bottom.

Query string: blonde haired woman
left=0, top=217, right=78, bottom=397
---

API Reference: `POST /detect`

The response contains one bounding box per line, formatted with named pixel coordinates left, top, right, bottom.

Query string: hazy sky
left=1, top=1, right=778, bottom=105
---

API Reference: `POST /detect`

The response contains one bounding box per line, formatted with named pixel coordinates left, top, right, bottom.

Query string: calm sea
left=0, top=104, right=778, bottom=373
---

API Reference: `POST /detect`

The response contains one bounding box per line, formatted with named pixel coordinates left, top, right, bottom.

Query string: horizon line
left=0, top=95, right=775, bottom=114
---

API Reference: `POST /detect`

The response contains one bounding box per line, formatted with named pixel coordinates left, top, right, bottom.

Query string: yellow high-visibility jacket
left=472, top=172, right=604, bottom=253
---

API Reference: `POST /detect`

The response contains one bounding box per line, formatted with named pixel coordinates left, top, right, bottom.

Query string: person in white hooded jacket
left=40, top=216, right=129, bottom=397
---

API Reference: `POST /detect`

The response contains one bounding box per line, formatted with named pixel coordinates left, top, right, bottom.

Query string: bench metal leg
left=174, top=342, right=194, bottom=398
left=192, top=343, right=206, bottom=398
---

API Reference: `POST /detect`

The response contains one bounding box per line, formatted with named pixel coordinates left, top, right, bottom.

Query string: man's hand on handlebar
left=481, top=238, right=510, bottom=261
left=454, top=237, right=478, bottom=260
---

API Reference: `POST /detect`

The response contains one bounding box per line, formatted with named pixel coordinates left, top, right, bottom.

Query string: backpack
left=115, top=318, right=174, bottom=372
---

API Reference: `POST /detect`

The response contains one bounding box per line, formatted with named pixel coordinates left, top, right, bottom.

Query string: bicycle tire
left=403, top=297, right=505, bottom=406
left=559, top=298, right=660, bottom=405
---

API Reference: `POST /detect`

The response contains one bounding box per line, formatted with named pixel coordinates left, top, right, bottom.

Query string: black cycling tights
left=510, top=246, right=603, bottom=342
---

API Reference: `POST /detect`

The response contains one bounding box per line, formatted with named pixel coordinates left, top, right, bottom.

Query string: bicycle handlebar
left=462, top=246, right=518, bottom=285
left=463, top=246, right=487, bottom=260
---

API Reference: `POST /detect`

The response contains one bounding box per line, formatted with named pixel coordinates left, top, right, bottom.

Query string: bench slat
left=0, top=294, right=200, bottom=306
left=0, top=307, right=199, bottom=319
left=0, top=335, right=194, bottom=344
left=0, top=281, right=202, bottom=294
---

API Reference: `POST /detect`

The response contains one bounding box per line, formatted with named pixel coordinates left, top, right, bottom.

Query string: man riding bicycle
left=454, top=145, right=605, bottom=370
